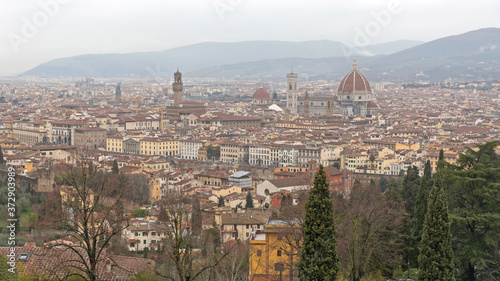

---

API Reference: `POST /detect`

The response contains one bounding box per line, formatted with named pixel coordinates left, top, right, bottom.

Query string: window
left=246, top=224, right=249, bottom=229
left=17, top=253, right=30, bottom=261
left=257, top=250, right=262, bottom=257
left=277, top=250, right=282, bottom=256
left=135, top=232, right=139, bottom=236
left=275, top=263, right=284, bottom=272
left=130, top=243, right=135, bottom=248
left=143, top=240, right=147, bottom=244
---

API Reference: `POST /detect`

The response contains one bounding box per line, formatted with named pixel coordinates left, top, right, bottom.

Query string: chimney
left=106, top=259, right=112, bottom=273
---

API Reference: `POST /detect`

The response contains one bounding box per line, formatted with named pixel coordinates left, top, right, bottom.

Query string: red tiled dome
left=338, top=60, right=371, bottom=93
left=253, top=88, right=270, bottom=99
left=367, top=101, right=378, bottom=108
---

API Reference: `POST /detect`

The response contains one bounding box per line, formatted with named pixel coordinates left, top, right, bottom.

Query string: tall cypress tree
left=297, top=165, right=338, bottom=281
left=112, top=159, right=119, bottom=174
left=0, top=145, right=5, bottom=164
left=414, top=160, right=434, bottom=247
left=402, top=165, right=421, bottom=266
left=218, top=195, right=225, bottom=207
left=245, top=191, right=254, bottom=209
left=418, top=179, right=454, bottom=281
left=402, top=165, right=421, bottom=216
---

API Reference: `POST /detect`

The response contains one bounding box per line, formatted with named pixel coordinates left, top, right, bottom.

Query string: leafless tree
left=335, top=182, right=404, bottom=281
left=49, top=154, right=130, bottom=281
left=155, top=194, right=234, bottom=281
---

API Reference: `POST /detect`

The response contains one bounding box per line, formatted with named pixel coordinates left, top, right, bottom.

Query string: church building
left=287, top=59, right=379, bottom=118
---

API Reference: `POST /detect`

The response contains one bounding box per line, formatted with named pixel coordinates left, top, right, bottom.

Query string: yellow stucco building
left=249, top=219, right=301, bottom=281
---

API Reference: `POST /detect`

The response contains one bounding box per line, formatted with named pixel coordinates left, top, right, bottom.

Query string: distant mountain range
left=21, top=28, right=500, bottom=82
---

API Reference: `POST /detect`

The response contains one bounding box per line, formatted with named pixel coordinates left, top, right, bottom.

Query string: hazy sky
left=1, top=0, right=499, bottom=76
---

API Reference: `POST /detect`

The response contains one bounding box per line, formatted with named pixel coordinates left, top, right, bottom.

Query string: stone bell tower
left=173, top=68, right=183, bottom=107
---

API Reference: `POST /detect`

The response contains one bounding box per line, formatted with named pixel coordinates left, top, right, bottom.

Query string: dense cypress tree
left=218, top=195, right=225, bottom=207
left=297, top=165, right=338, bottom=281
left=0, top=145, right=5, bottom=164
left=191, top=198, right=202, bottom=235
left=402, top=165, right=421, bottom=266
left=402, top=165, right=421, bottom=215
left=418, top=179, right=454, bottom=281
left=245, top=191, right=254, bottom=209
left=414, top=160, right=434, bottom=248
left=112, top=159, right=119, bottom=174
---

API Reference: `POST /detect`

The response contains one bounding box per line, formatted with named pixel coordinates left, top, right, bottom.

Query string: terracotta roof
left=221, top=213, right=266, bottom=225
left=267, top=177, right=309, bottom=188
left=338, top=59, right=371, bottom=93
left=322, top=166, right=343, bottom=176
left=0, top=246, right=154, bottom=280
left=252, top=88, right=270, bottom=99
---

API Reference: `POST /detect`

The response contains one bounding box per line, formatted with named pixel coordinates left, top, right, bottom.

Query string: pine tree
left=218, top=195, right=225, bottom=207
left=112, top=159, right=119, bottom=174
left=245, top=191, right=254, bottom=209
left=447, top=141, right=500, bottom=280
left=0, top=145, right=5, bottom=164
left=297, top=165, right=339, bottom=281
left=414, top=160, right=434, bottom=248
left=418, top=180, right=454, bottom=281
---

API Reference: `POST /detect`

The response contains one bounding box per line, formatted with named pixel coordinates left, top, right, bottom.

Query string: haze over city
left=1, top=0, right=500, bottom=76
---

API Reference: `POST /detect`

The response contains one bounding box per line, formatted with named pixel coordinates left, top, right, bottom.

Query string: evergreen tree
left=217, top=195, right=225, bottom=207
left=402, top=165, right=421, bottom=266
left=418, top=180, right=454, bottom=281
left=438, top=149, right=445, bottom=169
left=0, top=254, right=20, bottom=280
left=191, top=198, right=202, bottom=235
left=0, top=145, right=5, bottom=164
left=447, top=141, right=500, bottom=280
left=245, top=191, right=254, bottom=209
left=297, top=165, right=339, bottom=281
left=112, top=159, right=119, bottom=174
left=402, top=165, right=421, bottom=215
left=414, top=161, right=434, bottom=248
